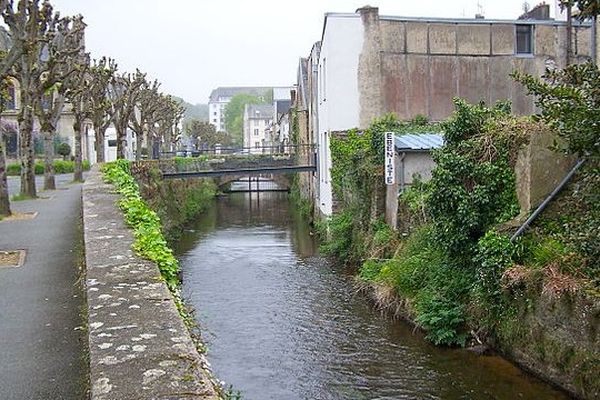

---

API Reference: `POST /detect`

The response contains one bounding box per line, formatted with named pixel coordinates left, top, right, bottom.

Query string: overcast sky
left=50, top=0, right=562, bottom=104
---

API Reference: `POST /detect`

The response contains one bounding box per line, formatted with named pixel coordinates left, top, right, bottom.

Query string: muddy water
left=174, top=188, right=570, bottom=400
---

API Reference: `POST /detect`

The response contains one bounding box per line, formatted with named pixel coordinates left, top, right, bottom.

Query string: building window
left=254, top=128, right=259, bottom=136
left=255, top=142, right=260, bottom=148
left=516, top=25, right=533, bottom=54
left=5, top=85, right=16, bottom=109
left=213, top=111, right=217, bottom=116
left=213, top=118, right=217, bottom=123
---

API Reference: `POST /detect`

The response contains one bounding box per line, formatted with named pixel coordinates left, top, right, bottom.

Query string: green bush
left=6, top=160, right=91, bottom=176
left=56, top=142, right=71, bottom=159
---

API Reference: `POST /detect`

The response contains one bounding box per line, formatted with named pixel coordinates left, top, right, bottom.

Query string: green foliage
left=6, top=160, right=91, bottom=176
left=415, top=292, right=468, bottom=346
left=338, top=102, right=539, bottom=346
left=223, top=93, right=268, bottom=145
left=428, top=99, right=524, bottom=260
left=186, top=118, right=231, bottom=148
left=102, top=160, right=180, bottom=289
left=513, top=61, right=600, bottom=160
left=56, top=142, right=71, bottom=158
left=359, top=226, right=471, bottom=346
left=318, top=208, right=356, bottom=261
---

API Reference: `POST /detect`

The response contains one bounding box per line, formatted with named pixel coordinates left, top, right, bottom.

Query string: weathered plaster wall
left=401, top=152, right=437, bottom=186
left=82, top=168, right=219, bottom=399
left=515, top=130, right=576, bottom=214
left=375, top=18, right=591, bottom=121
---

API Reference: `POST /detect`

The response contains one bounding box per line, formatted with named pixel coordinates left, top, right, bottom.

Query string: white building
left=243, top=104, right=273, bottom=153
left=316, top=12, right=364, bottom=216
left=208, top=87, right=272, bottom=133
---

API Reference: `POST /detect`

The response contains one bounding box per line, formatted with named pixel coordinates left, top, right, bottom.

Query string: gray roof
left=209, top=87, right=271, bottom=102
left=394, top=133, right=444, bottom=151
left=246, top=104, right=273, bottom=119
left=276, top=99, right=291, bottom=115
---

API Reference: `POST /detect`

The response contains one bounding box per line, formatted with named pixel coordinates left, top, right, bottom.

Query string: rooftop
left=209, top=87, right=272, bottom=102
left=246, top=104, right=274, bottom=119
left=395, top=133, right=444, bottom=151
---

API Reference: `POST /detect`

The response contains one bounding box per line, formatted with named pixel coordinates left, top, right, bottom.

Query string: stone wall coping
left=82, top=166, right=219, bottom=399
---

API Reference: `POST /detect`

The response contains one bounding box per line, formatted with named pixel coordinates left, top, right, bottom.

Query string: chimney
left=356, top=5, right=379, bottom=23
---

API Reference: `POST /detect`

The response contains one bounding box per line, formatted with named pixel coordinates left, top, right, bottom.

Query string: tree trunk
left=74, top=120, right=83, bottom=182
left=135, top=130, right=142, bottom=161
left=43, top=131, right=56, bottom=190
left=19, top=109, right=36, bottom=198
left=0, top=136, right=11, bottom=217
left=95, top=125, right=106, bottom=163
left=116, top=123, right=126, bottom=159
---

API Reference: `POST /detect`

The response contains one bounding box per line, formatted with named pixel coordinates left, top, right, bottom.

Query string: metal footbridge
left=157, top=144, right=316, bottom=181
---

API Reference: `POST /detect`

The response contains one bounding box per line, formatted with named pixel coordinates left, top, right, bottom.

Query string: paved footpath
left=1, top=175, right=88, bottom=399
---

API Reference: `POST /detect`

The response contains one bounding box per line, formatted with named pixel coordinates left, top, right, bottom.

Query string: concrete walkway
left=0, top=174, right=88, bottom=399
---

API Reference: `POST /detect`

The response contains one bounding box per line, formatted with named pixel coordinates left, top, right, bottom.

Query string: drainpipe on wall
left=566, top=3, right=573, bottom=65
left=592, top=16, right=597, bottom=64
left=399, top=152, right=406, bottom=192
left=511, top=159, right=585, bottom=241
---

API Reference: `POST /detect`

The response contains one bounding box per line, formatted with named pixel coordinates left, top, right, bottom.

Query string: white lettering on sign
left=385, top=132, right=395, bottom=185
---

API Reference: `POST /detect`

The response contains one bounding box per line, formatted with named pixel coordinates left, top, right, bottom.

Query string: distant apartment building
left=243, top=104, right=273, bottom=153
left=297, top=5, right=593, bottom=217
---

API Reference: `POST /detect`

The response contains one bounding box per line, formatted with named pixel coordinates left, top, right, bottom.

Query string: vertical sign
left=385, top=132, right=395, bottom=185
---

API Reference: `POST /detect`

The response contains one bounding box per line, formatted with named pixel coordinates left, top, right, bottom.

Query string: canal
left=174, top=188, right=569, bottom=400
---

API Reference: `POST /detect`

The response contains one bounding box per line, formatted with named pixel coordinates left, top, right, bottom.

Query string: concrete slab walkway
left=0, top=175, right=88, bottom=399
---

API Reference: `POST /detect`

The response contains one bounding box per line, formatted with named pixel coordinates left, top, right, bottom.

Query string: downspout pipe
left=511, top=159, right=586, bottom=242
left=592, top=16, right=597, bottom=65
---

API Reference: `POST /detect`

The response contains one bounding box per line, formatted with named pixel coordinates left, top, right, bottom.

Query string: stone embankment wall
left=82, top=168, right=219, bottom=400
left=499, top=291, right=600, bottom=399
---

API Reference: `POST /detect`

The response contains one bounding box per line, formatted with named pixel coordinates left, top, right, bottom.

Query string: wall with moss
left=129, top=161, right=216, bottom=242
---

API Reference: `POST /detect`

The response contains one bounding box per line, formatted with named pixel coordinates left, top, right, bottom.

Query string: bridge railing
left=160, top=143, right=316, bottom=159
left=155, top=144, right=317, bottom=174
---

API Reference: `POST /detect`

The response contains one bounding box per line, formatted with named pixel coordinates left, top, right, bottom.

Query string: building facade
left=308, top=6, right=592, bottom=217
left=243, top=104, right=273, bottom=153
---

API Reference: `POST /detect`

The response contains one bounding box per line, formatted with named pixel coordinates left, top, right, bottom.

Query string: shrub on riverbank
left=7, top=159, right=91, bottom=175
left=321, top=99, right=599, bottom=397
left=323, top=101, right=536, bottom=345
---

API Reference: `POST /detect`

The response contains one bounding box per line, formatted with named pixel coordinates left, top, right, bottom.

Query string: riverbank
left=82, top=164, right=220, bottom=399
left=174, top=184, right=571, bottom=400
left=308, top=109, right=599, bottom=399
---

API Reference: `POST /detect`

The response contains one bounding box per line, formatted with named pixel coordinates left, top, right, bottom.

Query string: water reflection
left=174, top=188, right=569, bottom=400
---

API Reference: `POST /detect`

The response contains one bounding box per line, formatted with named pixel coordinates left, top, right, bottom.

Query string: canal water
left=174, top=188, right=570, bottom=400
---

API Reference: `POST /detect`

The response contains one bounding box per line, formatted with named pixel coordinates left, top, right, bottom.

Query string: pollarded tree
left=35, top=14, right=86, bottom=190
left=129, top=78, right=161, bottom=160
left=186, top=118, right=231, bottom=149
left=0, top=1, right=26, bottom=216
left=63, top=50, right=91, bottom=182
left=0, top=81, right=14, bottom=217
left=88, top=57, right=117, bottom=163
left=154, top=95, right=184, bottom=155
left=3, top=0, right=58, bottom=198
left=108, top=69, right=145, bottom=159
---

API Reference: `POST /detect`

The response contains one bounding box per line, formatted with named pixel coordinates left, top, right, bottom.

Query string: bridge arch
left=216, top=174, right=291, bottom=190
